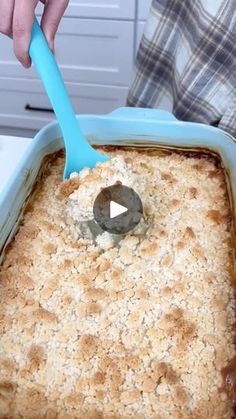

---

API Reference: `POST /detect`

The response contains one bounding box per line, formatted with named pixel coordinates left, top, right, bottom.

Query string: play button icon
left=93, top=184, right=143, bottom=235
left=110, top=201, right=128, bottom=219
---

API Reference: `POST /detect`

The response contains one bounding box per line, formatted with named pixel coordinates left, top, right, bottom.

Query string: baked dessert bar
left=0, top=147, right=235, bottom=418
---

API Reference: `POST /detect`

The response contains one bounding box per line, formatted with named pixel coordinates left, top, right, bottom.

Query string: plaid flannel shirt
left=127, top=0, right=236, bottom=138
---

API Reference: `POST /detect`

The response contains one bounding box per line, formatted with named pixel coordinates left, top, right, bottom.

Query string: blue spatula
left=29, top=18, right=109, bottom=179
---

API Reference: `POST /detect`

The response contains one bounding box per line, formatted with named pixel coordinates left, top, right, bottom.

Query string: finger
left=13, top=0, right=38, bottom=68
left=0, top=0, right=15, bottom=37
left=41, top=0, right=69, bottom=51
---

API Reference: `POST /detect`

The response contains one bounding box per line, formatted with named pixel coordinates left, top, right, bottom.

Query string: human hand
left=0, top=0, right=69, bottom=68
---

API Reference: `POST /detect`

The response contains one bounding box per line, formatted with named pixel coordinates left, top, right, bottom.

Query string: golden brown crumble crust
left=0, top=148, right=235, bottom=418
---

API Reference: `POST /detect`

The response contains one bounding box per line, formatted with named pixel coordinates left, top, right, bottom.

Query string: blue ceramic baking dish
left=1, top=107, right=236, bottom=264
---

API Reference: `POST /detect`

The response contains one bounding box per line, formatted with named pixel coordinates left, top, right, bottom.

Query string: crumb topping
left=0, top=148, right=235, bottom=418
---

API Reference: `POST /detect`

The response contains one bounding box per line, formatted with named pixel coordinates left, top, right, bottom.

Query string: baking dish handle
left=108, top=107, right=178, bottom=122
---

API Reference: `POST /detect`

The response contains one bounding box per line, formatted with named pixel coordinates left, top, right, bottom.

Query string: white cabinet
left=62, top=0, right=135, bottom=19
left=138, top=0, right=152, bottom=20
left=0, top=19, right=134, bottom=86
left=36, top=0, right=135, bottom=19
left=0, top=79, right=128, bottom=130
left=56, top=19, right=134, bottom=86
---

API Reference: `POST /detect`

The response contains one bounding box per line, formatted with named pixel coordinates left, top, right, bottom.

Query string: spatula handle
left=29, top=18, right=87, bottom=147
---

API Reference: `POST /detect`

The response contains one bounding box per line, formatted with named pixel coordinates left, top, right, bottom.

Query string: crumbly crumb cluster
left=0, top=148, right=235, bottom=419
left=65, top=156, right=136, bottom=223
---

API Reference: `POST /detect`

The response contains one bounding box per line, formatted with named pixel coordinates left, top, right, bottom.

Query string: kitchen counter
left=0, top=136, right=32, bottom=193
